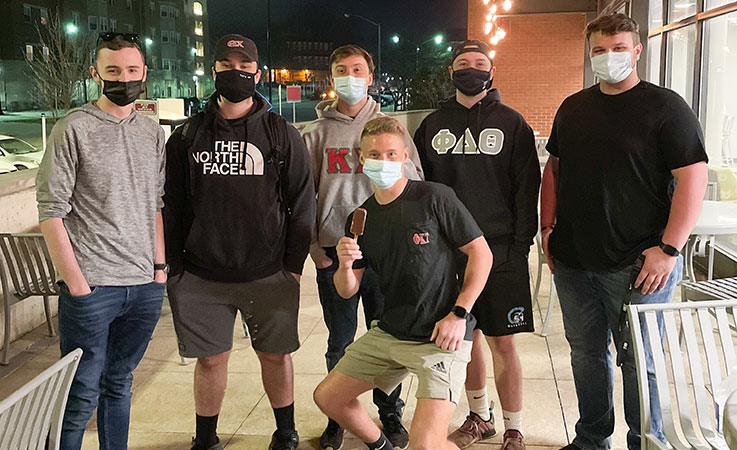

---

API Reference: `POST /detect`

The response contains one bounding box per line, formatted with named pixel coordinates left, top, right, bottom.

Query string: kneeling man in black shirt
left=313, top=116, right=493, bottom=450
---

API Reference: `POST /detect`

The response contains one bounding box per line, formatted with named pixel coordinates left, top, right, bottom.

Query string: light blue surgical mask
left=334, top=75, right=368, bottom=105
left=591, top=51, right=633, bottom=84
left=362, top=158, right=403, bottom=189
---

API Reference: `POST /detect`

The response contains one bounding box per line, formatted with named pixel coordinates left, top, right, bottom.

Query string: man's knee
left=488, top=335, right=517, bottom=357
left=197, top=351, right=230, bottom=371
left=255, top=350, right=290, bottom=366
left=410, top=434, right=448, bottom=450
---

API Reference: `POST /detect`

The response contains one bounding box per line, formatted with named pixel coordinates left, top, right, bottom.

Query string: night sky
left=207, top=0, right=468, bottom=66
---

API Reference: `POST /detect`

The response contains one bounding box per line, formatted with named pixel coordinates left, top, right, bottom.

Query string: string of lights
left=482, top=0, right=512, bottom=59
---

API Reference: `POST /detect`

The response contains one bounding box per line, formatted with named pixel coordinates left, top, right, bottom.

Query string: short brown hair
left=585, top=14, right=641, bottom=46
left=329, top=44, right=375, bottom=75
left=361, top=116, right=406, bottom=142
left=94, top=36, right=145, bottom=67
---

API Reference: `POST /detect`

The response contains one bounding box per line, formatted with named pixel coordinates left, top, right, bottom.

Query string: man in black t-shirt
left=540, top=15, right=707, bottom=450
left=313, top=116, right=493, bottom=450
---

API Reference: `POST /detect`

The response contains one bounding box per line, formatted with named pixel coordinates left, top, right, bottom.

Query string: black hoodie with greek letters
left=413, top=89, right=540, bottom=254
left=163, top=95, right=316, bottom=282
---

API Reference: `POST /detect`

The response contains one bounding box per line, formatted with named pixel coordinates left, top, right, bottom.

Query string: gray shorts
left=167, top=270, right=300, bottom=357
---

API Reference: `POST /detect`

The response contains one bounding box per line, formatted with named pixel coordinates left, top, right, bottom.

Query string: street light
left=391, top=35, right=400, bottom=44
left=391, top=34, right=446, bottom=74
left=344, top=13, right=382, bottom=89
left=434, top=34, right=443, bottom=45
left=191, top=47, right=197, bottom=54
left=195, top=69, right=204, bottom=76
left=65, top=23, right=78, bottom=35
left=145, top=37, right=153, bottom=46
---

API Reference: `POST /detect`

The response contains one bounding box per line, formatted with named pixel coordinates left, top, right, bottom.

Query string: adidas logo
left=430, top=361, right=447, bottom=374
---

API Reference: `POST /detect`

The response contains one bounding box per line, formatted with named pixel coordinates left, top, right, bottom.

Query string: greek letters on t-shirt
left=431, top=128, right=505, bottom=155
left=193, top=140, right=264, bottom=176
left=325, top=147, right=363, bottom=174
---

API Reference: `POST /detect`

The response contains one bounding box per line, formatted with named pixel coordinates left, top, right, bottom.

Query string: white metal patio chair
left=531, top=232, right=557, bottom=337
left=628, top=300, right=737, bottom=449
left=0, top=348, right=82, bottom=450
left=0, top=233, right=58, bottom=365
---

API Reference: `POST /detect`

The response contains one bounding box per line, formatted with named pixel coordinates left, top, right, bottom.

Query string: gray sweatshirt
left=36, top=102, right=165, bottom=286
left=301, top=97, right=424, bottom=261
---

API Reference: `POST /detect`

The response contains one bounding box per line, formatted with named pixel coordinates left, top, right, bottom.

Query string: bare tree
left=25, top=10, right=94, bottom=118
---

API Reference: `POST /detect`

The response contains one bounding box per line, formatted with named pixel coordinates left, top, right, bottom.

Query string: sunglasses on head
left=97, top=32, right=141, bottom=44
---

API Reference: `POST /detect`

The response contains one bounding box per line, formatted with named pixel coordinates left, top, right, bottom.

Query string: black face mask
left=100, top=78, right=145, bottom=106
left=452, top=68, right=492, bottom=96
left=215, top=69, right=256, bottom=103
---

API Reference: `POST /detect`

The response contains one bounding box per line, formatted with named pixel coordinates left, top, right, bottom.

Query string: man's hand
left=68, top=283, right=92, bottom=297
left=290, top=272, right=301, bottom=283
left=541, top=228, right=555, bottom=273
left=635, top=246, right=677, bottom=295
left=336, top=237, right=362, bottom=269
left=154, top=270, right=168, bottom=283
left=313, top=254, right=334, bottom=269
left=431, top=313, right=467, bottom=351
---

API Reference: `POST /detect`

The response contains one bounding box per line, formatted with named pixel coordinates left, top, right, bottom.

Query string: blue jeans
left=316, top=250, right=404, bottom=417
left=58, top=281, right=164, bottom=450
left=554, top=255, right=682, bottom=450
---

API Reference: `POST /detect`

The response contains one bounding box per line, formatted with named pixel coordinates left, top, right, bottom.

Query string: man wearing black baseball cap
left=163, top=33, right=316, bottom=450
left=414, top=39, right=540, bottom=450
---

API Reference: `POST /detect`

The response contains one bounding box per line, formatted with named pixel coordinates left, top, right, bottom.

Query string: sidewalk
left=0, top=253, right=635, bottom=449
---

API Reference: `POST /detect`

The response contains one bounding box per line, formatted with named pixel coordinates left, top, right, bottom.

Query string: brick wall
left=468, top=2, right=587, bottom=135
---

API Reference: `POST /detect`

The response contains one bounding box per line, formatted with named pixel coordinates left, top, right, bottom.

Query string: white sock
left=503, top=409, right=522, bottom=432
left=466, top=388, right=491, bottom=421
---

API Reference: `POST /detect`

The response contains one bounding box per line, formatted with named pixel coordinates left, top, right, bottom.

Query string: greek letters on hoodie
left=414, top=89, right=540, bottom=253
left=163, top=95, right=316, bottom=282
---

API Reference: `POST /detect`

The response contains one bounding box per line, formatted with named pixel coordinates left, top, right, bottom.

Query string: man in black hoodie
left=163, top=34, right=316, bottom=450
left=414, top=40, right=540, bottom=450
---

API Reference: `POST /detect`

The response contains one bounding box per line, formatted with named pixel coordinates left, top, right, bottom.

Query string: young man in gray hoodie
left=301, top=44, right=423, bottom=450
left=36, top=33, right=166, bottom=450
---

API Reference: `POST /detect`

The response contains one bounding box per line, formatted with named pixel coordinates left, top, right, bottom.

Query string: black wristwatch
left=658, top=241, right=680, bottom=257
left=154, top=263, right=170, bottom=274
left=451, top=305, right=470, bottom=320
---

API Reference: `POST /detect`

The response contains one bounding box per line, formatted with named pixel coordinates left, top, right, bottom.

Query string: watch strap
left=658, top=241, right=680, bottom=257
left=452, top=305, right=469, bottom=320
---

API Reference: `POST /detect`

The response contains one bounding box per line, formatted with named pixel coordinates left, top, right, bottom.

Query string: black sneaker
left=380, top=412, right=409, bottom=449
left=560, top=444, right=583, bottom=450
left=268, top=429, right=299, bottom=450
left=190, top=436, right=223, bottom=450
left=319, top=420, right=344, bottom=449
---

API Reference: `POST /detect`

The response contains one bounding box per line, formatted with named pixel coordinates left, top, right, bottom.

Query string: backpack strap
left=266, top=112, right=291, bottom=215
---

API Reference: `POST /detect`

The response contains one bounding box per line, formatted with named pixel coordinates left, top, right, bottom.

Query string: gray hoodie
left=36, top=102, right=165, bottom=286
left=301, top=97, right=424, bottom=261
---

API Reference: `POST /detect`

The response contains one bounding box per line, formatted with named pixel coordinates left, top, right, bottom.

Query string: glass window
left=88, top=16, right=98, bottom=31
left=648, top=34, right=662, bottom=84
left=194, top=20, right=203, bottom=36
left=193, top=1, right=203, bottom=16
left=669, top=0, right=697, bottom=22
left=700, top=11, right=737, bottom=166
left=25, top=45, right=33, bottom=61
left=24, top=5, right=31, bottom=23
left=706, top=0, right=734, bottom=8
left=665, top=24, right=696, bottom=104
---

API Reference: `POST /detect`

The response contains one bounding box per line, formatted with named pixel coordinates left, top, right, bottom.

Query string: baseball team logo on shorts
left=507, top=306, right=528, bottom=328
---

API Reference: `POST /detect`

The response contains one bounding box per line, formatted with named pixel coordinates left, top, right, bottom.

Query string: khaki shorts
left=334, top=322, right=472, bottom=403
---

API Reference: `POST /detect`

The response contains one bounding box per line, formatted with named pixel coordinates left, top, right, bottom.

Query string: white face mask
left=591, top=51, right=634, bottom=84
left=334, top=75, right=368, bottom=105
left=362, top=158, right=403, bottom=189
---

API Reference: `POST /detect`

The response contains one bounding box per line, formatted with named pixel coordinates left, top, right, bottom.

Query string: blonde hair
left=361, top=116, right=406, bottom=142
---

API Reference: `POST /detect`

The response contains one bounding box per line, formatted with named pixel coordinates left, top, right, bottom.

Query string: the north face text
left=193, top=140, right=264, bottom=176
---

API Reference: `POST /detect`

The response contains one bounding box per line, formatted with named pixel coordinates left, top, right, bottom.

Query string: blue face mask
left=362, top=158, right=403, bottom=189
left=334, top=75, right=368, bottom=105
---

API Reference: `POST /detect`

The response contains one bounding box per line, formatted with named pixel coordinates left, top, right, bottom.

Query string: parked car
left=0, top=135, right=44, bottom=170
left=0, top=158, right=18, bottom=174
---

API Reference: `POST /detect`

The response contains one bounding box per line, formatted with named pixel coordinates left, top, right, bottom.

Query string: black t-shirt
left=546, top=81, right=707, bottom=270
left=345, top=180, right=483, bottom=342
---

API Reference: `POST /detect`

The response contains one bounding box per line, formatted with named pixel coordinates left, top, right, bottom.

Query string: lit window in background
left=193, top=1, right=203, bottom=16
left=194, top=20, right=203, bottom=36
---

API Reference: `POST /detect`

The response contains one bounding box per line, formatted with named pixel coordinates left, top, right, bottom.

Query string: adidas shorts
left=334, top=321, right=472, bottom=403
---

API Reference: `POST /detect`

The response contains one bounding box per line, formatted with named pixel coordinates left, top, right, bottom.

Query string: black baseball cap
left=214, top=34, right=258, bottom=62
left=451, top=40, right=492, bottom=63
